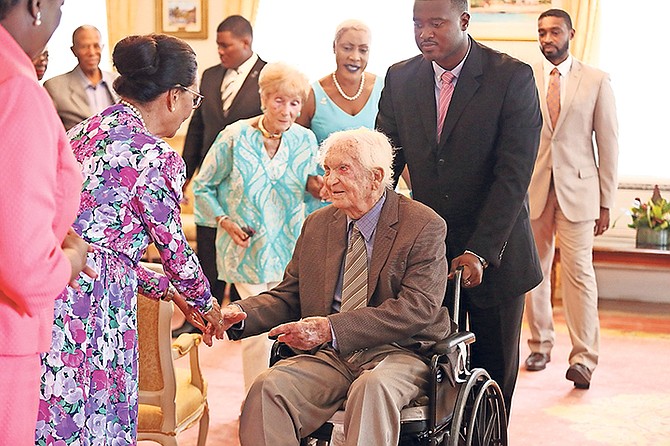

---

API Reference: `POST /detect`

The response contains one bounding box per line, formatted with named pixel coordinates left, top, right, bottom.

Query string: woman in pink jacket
left=0, top=1, right=92, bottom=444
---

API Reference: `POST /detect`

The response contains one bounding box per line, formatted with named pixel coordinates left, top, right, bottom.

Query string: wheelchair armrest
left=269, top=341, right=298, bottom=366
left=430, top=331, right=476, bottom=358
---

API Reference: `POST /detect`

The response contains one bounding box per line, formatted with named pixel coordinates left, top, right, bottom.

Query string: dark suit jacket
left=376, top=39, right=543, bottom=308
left=182, top=57, right=266, bottom=180
left=232, top=191, right=452, bottom=356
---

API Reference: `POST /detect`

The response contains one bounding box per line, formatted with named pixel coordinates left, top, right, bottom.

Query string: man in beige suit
left=44, top=25, right=118, bottom=130
left=524, top=9, right=618, bottom=389
left=220, top=128, right=451, bottom=445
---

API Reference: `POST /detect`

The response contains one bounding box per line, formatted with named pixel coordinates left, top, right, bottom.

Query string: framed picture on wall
left=468, top=0, right=553, bottom=41
left=157, top=0, right=208, bottom=39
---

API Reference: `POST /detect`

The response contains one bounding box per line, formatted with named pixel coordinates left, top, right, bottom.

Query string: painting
left=157, top=0, right=208, bottom=39
left=468, top=0, right=553, bottom=41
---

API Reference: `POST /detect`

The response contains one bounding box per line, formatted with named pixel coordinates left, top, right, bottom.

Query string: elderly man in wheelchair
left=219, top=128, right=506, bottom=446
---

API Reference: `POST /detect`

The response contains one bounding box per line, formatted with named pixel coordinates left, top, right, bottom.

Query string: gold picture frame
left=157, top=0, right=208, bottom=40
left=468, top=0, right=552, bottom=42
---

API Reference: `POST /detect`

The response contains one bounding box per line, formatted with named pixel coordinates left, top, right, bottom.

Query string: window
left=42, top=0, right=110, bottom=82
left=600, top=1, right=670, bottom=181
left=253, top=0, right=416, bottom=83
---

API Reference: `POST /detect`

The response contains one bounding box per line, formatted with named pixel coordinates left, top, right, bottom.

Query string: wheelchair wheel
left=446, top=368, right=507, bottom=446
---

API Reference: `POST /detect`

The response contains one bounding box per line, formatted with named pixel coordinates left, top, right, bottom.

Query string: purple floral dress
left=36, top=104, right=213, bottom=445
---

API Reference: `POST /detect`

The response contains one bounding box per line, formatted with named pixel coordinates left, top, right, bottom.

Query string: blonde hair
left=334, top=19, right=371, bottom=45
left=258, top=62, right=310, bottom=104
left=319, top=128, right=395, bottom=190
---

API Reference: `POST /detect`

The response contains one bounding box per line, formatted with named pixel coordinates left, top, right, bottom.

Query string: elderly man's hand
left=268, top=316, right=332, bottom=350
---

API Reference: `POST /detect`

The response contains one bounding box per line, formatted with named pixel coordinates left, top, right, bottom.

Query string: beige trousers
left=239, top=344, right=429, bottom=446
left=236, top=281, right=280, bottom=394
left=525, top=186, right=600, bottom=370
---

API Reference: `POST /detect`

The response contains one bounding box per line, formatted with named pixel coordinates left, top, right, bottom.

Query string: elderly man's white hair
left=319, top=127, right=395, bottom=190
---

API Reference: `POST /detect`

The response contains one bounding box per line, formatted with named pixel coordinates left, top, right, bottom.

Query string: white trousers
left=525, top=186, right=600, bottom=370
left=235, top=281, right=279, bottom=394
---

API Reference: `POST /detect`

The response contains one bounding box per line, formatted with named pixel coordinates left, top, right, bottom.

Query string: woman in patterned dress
left=193, top=62, right=319, bottom=394
left=35, top=34, right=231, bottom=445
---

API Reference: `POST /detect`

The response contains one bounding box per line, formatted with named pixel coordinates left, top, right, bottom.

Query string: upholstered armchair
left=137, top=293, right=209, bottom=446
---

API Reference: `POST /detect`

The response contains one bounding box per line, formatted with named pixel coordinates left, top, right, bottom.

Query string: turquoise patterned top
left=304, top=75, right=385, bottom=214
left=193, top=119, right=319, bottom=283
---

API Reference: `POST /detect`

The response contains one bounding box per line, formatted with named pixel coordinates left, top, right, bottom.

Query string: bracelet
left=464, top=250, right=488, bottom=269
left=163, top=284, right=178, bottom=302
left=216, top=215, right=229, bottom=227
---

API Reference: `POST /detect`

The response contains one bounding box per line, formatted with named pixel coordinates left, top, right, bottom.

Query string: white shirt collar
left=543, top=54, right=573, bottom=78
left=432, top=40, right=471, bottom=87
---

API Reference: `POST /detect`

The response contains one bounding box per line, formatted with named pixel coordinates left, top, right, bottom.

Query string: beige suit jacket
left=233, top=190, right=452, bottom=356
left=529, top=58, right=618, bottom=222
left=44, top=66, right=119, bottom=130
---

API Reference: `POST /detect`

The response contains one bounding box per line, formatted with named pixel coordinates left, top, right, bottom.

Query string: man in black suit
left=176, top=15, right=266, bottom=335
left=376, top=0, right=542, bottom=416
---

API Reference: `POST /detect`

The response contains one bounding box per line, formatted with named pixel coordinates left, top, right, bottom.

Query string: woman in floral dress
left=35, top=34, right=230, bottom=445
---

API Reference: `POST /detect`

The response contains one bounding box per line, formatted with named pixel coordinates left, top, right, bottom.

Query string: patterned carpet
left=139, top=300, right=670, bottom=445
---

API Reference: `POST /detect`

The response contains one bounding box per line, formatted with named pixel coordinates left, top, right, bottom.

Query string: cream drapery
left=105, top=0, right=134, bottom=50
left=106, top=0, right=261, bottom=50
left=561, top=0, right=600, bottom=64
left=223, top=0, right=260, bottom=24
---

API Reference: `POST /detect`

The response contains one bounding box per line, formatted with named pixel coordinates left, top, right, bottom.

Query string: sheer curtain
left=42, top=0, right=110, bottom=81
left=253, top=0, right=416, bottom=82
left=599, top=1, right=670, bottom=181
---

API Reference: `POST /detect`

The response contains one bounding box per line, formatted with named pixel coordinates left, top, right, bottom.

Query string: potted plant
left=629, top=185, right=670, bottom=249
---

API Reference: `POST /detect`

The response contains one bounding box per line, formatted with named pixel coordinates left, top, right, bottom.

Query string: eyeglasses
left=176, top=84, right=204, bottom=109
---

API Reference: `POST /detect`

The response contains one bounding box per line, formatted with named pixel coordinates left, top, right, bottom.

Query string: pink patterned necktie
left=547, top=67, right=561, bottom=128
left=437, top=70, right=456, bottom=142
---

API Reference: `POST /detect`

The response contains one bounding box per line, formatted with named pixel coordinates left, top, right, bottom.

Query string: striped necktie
left=547, top=67, right=561, bottom=128
left=221, top=70, right=239, bottom=115
left=340, top=224, right=368, bottom=313
left=437, top=70, right=455, bottom=141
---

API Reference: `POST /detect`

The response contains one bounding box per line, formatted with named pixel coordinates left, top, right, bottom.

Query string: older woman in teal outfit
left=296, top=19, right=385, bottom=214
left=193, top=62, right=318, bottom=393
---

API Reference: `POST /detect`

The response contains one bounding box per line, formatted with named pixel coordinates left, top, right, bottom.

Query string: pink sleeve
left=0, top=77, right=80, bottom=315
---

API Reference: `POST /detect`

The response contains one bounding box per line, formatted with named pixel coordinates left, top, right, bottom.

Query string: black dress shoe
left=171, top=321, right=201, bottom=338
left=566, top=363, right=592, bottom=389
left=524, top=352, right=550, bottom=371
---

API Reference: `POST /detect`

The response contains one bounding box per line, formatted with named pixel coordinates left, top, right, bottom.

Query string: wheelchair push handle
left=450, top=266, right=464, bottom=331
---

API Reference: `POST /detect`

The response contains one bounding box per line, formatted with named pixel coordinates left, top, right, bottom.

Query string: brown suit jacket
left=233, top=190, right=452, bottom=356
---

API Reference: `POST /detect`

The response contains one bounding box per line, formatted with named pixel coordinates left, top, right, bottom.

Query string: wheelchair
left=269, top=268, right=508, bottom=446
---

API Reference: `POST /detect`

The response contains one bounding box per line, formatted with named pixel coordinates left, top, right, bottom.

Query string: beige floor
left=140, top=300, right=670, bottom=445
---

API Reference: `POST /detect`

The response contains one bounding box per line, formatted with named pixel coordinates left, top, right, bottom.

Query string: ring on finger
left=218, top=319, right=224, bottom=325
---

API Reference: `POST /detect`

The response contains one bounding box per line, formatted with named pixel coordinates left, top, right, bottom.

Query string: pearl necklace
left=258, top=116, right=282, bottom=139
left=332, top=71, right=365, bottom=101
left=121, top=100, right=146, bottom=129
